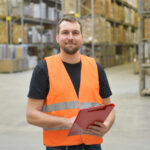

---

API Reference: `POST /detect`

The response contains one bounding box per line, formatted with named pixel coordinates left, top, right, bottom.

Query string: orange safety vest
left=43, top=54, right=103, bottom=147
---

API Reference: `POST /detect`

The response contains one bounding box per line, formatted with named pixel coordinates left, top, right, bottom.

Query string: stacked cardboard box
left=124, top=7, right=130, bottom=24
left=81, top=17, right=106, bottom=44
left=125, top=27, right=132, bottom=44
left=123, top=47, right=130, bottom=64
left=118, top=5, right=125, bottom=22
left=12, top=24, right=28, bottom=44
left=144, top=18, right=150, bottom=39
left=0, top=59, right=22, bottom=73
left=144, top=0, right=150, bottom=11
left=81, top=0, right=105, bottom=16
left=122, top=0, right=138, bottom=8
left=63, top=0, right=76, bottom=15
left=112, top=3, right=118, bottom=22
left=116, top=25, right=125, bottom=43
left=0, top=45, right=38, bottom=72
left=0, top=21, right=7, bottom=44
left=0, top=0, right=7, bottom=17
left=105, top=0, right=112, bottom=19
left=94, top=0, right=105, bottom=16
left=134, top=12, right=138, bottom=27
left=105, top=22, right=111, bottom=43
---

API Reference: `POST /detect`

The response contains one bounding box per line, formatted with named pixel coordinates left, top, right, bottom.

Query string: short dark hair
left=56, top=16, right=82, bottom=34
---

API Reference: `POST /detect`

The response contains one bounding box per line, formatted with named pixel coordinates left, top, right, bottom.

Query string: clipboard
left=68, top=103, right=115, bottom=136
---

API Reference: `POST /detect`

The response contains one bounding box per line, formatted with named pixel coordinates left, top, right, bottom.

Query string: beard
left=63, top=45, right=80, bottom=55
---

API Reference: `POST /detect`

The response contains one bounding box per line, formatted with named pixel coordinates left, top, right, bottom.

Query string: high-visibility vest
left=43, top=54, right=103, bottom=147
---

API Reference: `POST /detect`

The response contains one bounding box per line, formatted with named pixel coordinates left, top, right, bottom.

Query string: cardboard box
left=94, top=0, right=105, bottom=16
left=106, top=0, right=112, bottom=19
left=12, top=24, right=28, bottom=44
left=144, top=0, right=150, bottom=11
left=0, top=59, right=22, bottom=73
left=133, top=57, right=139, bottom=74
left=144, top=18, right=150, bottom=39
left=63, top=0, right=76, bottom=15
left=81, top=0, right=105, bottom=16
left=16, top=46, right=23, bottom=59
left=116, top=25, right=125, bottom=43
left=81, top=17, right=106, bottom=44
left=0, top=21, right=7, bottom=44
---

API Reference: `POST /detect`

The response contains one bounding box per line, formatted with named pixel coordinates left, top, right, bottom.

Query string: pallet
left=141, top=89, right=150, bottom=96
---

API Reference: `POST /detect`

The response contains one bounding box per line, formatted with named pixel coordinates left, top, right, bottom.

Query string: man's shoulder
left=33, top=60, right=47, bottom=75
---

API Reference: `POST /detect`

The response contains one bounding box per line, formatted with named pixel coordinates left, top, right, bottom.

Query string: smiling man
left=26, top=16, right=115, bottom=150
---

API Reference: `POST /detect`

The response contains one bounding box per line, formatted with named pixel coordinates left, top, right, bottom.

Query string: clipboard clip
left=88, top=104, right=114, bottom=112
left=88, top=105, right=106, bottom=112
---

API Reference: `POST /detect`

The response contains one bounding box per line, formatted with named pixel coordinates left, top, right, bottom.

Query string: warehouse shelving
left=62, top=0, right=139, bottom=67
left=138, top=0, right=150, bottom=95
left=0, top=0, right=62, bottom=72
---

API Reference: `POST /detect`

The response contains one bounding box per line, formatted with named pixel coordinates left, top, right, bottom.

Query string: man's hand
left=86, top=97, right=115, bottom=137
left=87, top=121, right=110, bottom=137
left=65, top=116, right=76, bottom=128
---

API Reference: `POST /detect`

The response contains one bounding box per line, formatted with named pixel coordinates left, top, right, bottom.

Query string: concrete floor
left=0, top=63, right=150, bottom=150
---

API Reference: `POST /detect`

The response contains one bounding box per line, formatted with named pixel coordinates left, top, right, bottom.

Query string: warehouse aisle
left=0, top=63, right=150, bottom=150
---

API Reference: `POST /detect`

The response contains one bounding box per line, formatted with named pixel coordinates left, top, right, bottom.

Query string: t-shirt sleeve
left=27, top=61, right=49, bottom=100
left=96, top=63, right=112, bottom=98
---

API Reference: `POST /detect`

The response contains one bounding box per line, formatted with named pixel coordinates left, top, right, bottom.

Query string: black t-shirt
left=28, top=60, right=112, bottom=99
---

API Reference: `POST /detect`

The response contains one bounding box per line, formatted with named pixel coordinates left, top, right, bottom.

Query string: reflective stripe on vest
left=43, top=101, right=101, bottom=131
left=42, top=101, right=101, bottom=112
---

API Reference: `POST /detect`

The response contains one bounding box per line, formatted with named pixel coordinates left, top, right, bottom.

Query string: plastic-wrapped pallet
left=31, top=26, right=41, bottom=43
left=24, top=2, right=33, bottom=17
left=40, top=2, right=47, bottom=19
left=33, top=3, right=40, bottom=19
left=48, top=7, right=57, bottom=21
left=10, top=0, right=22, bottom=16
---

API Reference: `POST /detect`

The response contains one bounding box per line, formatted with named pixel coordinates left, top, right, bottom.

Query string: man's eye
left=73, top=31, right=79, bottom=35
left=62, top=31, right=68, bottom=34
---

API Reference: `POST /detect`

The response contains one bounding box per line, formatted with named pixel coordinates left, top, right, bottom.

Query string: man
left=26, top=16, right=115, bottom=150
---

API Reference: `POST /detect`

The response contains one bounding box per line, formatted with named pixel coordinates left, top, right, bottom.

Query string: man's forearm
left=105, top=109, right=115, bottom=131
left=26, top=109, right=74, bottom=129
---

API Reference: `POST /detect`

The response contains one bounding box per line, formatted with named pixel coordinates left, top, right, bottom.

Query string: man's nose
left=68, top=33, right=73, bottom=39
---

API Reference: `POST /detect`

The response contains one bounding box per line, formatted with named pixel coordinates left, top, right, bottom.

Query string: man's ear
left=56, top=34, right=59, bottom=43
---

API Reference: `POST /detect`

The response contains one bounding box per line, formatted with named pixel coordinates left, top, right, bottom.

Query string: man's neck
left=59, top=51, right=81, bottom=64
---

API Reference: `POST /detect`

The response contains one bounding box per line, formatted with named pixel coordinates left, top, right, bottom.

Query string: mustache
left=65, top=42, right=76, bottom=44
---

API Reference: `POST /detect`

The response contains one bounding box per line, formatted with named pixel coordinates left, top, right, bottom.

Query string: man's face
left=56, top=21, right=83, bottom=55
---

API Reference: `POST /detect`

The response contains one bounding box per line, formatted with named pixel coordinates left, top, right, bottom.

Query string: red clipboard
left=68, top=103, right=115, bottom=136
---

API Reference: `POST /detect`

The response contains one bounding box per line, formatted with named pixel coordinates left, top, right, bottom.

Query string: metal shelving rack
left=0, top=0, right=9, bottom=48
left=138, top=0, right=150, bottom=95
left=61, top=0, right=139, bottom=68
left=4, top=0, right=61, bottom=60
